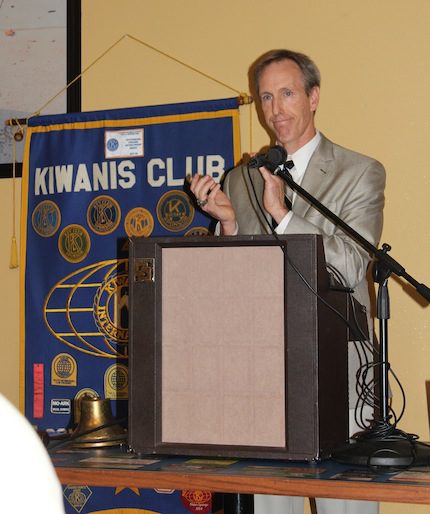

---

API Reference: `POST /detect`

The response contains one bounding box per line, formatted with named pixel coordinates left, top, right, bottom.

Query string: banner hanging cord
left=5, top=34, right=255, bottom=268
left=6, top=33, right=254, bottom=133
left=6, top=33, right=255, bottom=170
left=9, top=123, right=23, bottom=269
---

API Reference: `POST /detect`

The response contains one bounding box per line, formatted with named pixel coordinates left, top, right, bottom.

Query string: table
left=51, top=446, right=430, bottom=512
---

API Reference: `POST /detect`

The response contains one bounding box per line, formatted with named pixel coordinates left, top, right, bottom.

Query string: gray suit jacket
left=223, top=133, right=386, bottom=316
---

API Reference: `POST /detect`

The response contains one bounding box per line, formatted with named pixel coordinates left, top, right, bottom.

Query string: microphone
left=248, top=145, right=287, bottom=172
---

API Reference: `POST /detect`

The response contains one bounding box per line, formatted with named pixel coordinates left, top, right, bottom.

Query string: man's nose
left=271, top=96, right=282, bottom=116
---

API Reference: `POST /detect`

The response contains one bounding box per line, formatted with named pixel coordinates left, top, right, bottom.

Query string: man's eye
left=283, top=90, right=294, bottom=97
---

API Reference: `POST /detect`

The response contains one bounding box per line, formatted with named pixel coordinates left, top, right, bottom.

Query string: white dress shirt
left=215, top=131, right=321, bottom=236
left=275, top=131, right=321, bottom=233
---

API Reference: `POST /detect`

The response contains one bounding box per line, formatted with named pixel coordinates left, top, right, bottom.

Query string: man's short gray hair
left=252, top=49, right=321, bottom=96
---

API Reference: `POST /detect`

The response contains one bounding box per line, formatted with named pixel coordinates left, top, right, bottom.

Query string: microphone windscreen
left=248, top=154, right=266, bottom=168
left=248, top=145, right=287, bottom=171
left=265, top=145, right=287, bottom=171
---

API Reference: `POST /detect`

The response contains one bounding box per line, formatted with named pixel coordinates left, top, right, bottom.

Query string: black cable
left=330, top=268, right=409, bottom=432
left=246, top=165, right=276, bottom=235
left=246, top=164, right=371, bottom=339
left=245, top=163, right=409, bottom=436
left=327, top=264, right=379, bottom=430
left=48, top=417, right=127, bottom=451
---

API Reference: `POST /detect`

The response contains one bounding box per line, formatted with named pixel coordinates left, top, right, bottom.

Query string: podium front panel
left=128, top=235, right=348, bottom=460
left=161, top=245, right=285, bottom=448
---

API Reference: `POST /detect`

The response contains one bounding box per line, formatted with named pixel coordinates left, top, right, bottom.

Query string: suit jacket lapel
left=292, top=134, right=335, bottom=218
left=241, top=165, right=271, bottom=233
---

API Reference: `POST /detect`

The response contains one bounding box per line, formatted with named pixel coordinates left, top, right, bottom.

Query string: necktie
left=270, top=160, right=295, bottom=231
left=284, top=160, right=295, bottom=210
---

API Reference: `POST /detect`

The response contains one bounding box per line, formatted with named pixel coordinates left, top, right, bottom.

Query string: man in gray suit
left=190, top=49, right=385, bottom=514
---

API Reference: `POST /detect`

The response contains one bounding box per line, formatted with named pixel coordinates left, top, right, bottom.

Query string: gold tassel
left=9, top=236, right=18, bottom=269
left=9, top=126, right=21, bottom=269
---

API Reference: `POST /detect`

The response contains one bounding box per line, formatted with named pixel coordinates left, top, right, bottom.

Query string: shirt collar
left=288, top=131, right=321, bottom=176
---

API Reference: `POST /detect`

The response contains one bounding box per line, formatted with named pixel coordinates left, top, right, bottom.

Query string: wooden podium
left=128, top=234, right=349, bottom=461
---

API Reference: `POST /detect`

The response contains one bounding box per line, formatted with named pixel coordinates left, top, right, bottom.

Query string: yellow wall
left=0, top=178, right=20, bottom=405
left=1, top=1, right=430, bottom=512
left=81, top=0, right=430, bottom=434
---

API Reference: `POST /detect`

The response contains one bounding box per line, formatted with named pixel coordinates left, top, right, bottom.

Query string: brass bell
left=71, top=397, right=126, bottom=448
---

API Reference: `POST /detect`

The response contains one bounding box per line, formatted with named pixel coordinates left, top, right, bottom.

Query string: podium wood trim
left=128, top=234, right=348, bottom=460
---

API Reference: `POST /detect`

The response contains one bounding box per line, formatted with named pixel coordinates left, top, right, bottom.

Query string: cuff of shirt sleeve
left=215, top=221, right=239, bottom=236
left=275, top=211, right=294, bottom=234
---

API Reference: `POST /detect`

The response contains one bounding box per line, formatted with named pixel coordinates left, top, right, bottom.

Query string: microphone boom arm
left=275, top=164, right=430, bottom=468
left=275, top=167, right=430, bottom=301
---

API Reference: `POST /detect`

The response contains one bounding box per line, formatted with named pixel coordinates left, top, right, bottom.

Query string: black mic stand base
left=333, top=248, right=430, bottom=470
left=332, top=437, right=430, bottom=469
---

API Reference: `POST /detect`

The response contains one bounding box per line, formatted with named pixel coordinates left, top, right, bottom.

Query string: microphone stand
left=275, top=165, right=430, bottom=468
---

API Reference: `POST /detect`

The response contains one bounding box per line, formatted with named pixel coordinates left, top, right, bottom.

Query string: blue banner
left=20, top=98, right=241, bottom=432
left=62, top=486, right=223, bottom=514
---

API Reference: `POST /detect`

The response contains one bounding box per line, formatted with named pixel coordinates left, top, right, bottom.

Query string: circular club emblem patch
left=157, top=190, right=195, bottom=232
left=181, top=490, right=212, bottom=513
left=32, top=200, right=61, bottom=237
left=124, top=207, right=154, bottom=237
left=106, top=138, right=119, bottom=151
left=104, top=364, right=129, bottom=399
left=52, top=353, right=76, bottom=380
left=184, top=226, right=210, bottom=237
left=87, top=195, right=121, bottom=235
left=58, top=224, right=91, bottom=263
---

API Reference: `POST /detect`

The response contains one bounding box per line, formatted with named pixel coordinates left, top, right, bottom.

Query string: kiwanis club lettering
left=34, top=155, right=225, bottom=195
left=147, top=155, right=225, bottom=186
left=35, top=160, right=136, bottom=195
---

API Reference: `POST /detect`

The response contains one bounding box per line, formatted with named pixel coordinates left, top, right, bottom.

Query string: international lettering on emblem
left=44, top=259, right=129, bottom=359
left=93, top=270, right=129, bottom=345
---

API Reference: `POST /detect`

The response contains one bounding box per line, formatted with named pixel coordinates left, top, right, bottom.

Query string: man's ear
left=309, top=86, right=320, bottom=113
